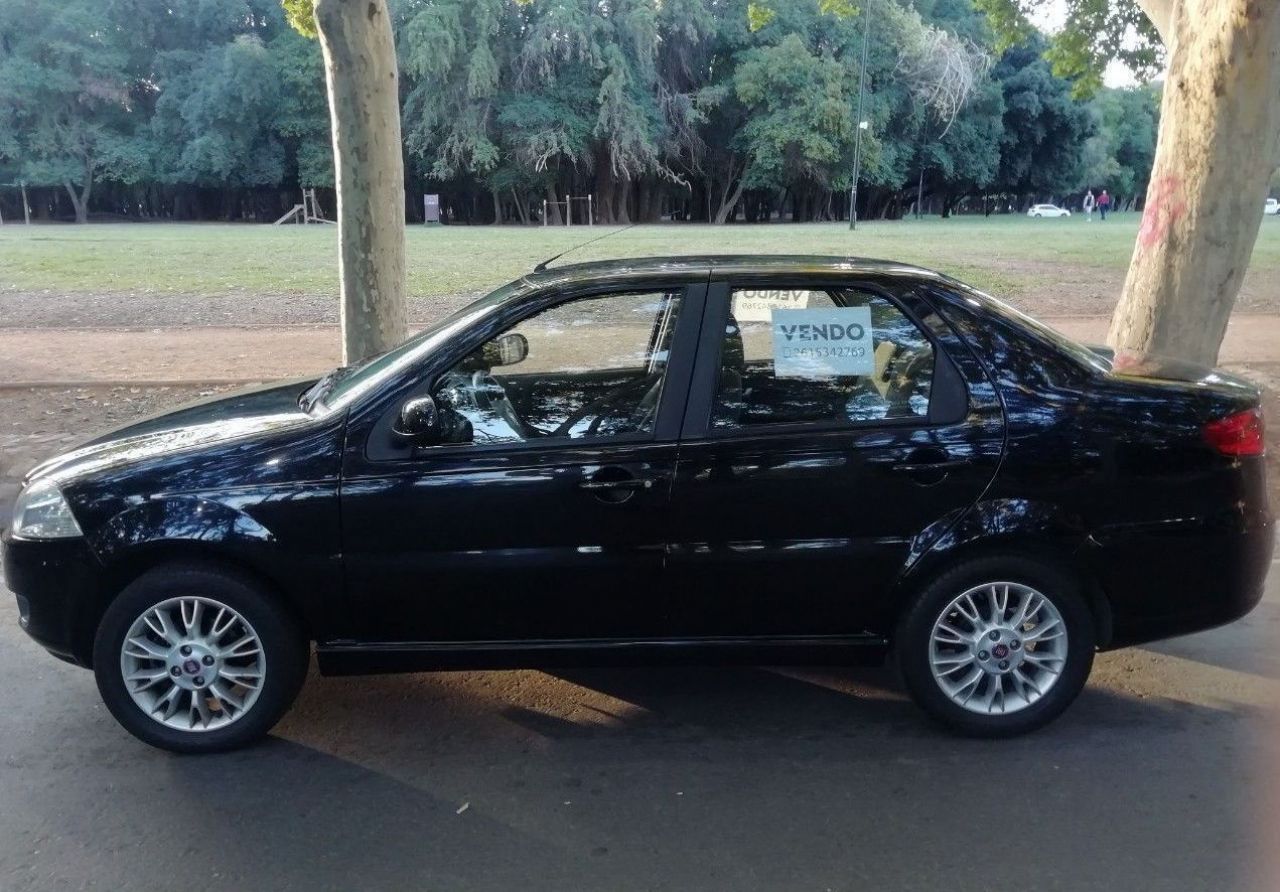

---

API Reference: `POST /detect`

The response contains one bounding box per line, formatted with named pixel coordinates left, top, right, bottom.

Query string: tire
left=93, top=562, right=309, bottom=754
left=896, top=555, right=1095, bottom=737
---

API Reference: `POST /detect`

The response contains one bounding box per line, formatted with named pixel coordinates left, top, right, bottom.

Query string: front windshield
left=306, top=278, right=533, bottom=412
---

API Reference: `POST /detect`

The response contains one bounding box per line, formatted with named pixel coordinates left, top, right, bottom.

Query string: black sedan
left=3, top=256, right=1272, bottom=752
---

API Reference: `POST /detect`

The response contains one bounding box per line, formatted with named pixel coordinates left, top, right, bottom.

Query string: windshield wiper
left=300, top=365, right=351, bottom=412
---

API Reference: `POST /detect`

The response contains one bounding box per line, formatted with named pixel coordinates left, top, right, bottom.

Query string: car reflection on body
left=3, top=256, right=1272, bottom=752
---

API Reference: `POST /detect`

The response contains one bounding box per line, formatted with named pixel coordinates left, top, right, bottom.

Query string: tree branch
left=1135, top=0, right=1175, bottom=45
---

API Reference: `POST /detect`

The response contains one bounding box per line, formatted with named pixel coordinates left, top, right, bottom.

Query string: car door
left=665, top=277, right=1005, bottom=639
left=338, top=282, right=705, bottom=644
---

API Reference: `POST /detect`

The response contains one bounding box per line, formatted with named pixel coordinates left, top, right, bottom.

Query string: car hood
left=25, top=379, right=319, bottom=487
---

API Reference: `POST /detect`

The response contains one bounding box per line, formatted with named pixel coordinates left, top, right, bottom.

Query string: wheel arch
left=896, top=525, right=1114, bottom=649
left=74, top=542, right=319, bottom=667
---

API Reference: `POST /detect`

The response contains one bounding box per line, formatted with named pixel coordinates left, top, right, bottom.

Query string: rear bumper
left=1091, top=510, right=1274, bottom=649
left=1, top=530, right=102, bottom=667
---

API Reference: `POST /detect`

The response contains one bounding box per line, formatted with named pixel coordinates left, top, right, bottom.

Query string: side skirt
left=315, top=634, right=890, bottom=676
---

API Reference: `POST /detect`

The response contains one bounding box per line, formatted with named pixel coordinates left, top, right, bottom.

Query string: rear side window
left=711, top=288, right=935, bottom=430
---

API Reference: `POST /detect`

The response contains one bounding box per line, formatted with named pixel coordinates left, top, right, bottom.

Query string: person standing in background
left=1098, top=190, right=1112, bottom=220
left=1083, top=189, right=1096, bottom=222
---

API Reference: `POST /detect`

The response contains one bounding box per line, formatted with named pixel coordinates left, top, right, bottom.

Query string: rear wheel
left=896, top=556, right=1095, bottom=736
left=93, top=563, right=309, bottom=753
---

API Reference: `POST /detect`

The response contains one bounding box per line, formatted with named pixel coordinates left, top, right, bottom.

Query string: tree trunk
left=64, top=169, right=91, bottom=224
left=314, top=0, right=407, bottom=364
left=511, top=189, right=529, bottom=225
left=544, top=185, right=562, bottom=226
left=594, top=151, right=615, bottom=225
left=1108, top=0, right=1280, bottom=368
left=713, top=163, right=747, bottom=224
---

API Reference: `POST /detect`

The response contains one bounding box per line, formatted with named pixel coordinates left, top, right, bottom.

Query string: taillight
left=1204, top=407, right=1265, bottom=456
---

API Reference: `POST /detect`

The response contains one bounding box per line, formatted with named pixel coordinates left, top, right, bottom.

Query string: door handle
left=578, top=477, right=654, bottom=491
left=892, top=458, right=972, bottom=473
left=578, top=467, right=658, bottom=504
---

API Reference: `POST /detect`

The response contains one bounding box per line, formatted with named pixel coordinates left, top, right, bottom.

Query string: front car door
left=666, top=274, right=1005, bottom=640
left=338, top=280, right=705, bottom=646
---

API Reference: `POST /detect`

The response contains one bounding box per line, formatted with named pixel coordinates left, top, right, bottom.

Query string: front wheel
left=896, top=556, right=1095, bottom=737
left=93, top=562, right=309, bottom=753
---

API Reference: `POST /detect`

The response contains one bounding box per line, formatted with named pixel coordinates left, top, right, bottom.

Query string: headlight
left=11, top=479, right=83, bottom=539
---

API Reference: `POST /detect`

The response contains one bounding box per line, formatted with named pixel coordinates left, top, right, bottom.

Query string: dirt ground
left=2, top=264, right=1280, bottom=330
left=0, top=385, right=235, bottom=510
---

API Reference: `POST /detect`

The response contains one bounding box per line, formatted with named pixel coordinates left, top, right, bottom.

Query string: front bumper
left=1, top=530, right=102, bottom=666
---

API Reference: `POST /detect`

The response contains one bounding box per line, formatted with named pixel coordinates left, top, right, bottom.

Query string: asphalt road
left=1, top=564, right=1277, bottom=892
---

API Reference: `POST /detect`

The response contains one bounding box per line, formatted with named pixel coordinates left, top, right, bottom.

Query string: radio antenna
left=533, top=222, right=638, bottom=272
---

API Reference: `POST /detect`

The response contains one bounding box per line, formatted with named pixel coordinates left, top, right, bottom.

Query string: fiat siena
left=3, top=256, right=1272, bottom=752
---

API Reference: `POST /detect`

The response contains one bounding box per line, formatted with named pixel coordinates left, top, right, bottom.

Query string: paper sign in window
left=771, top=307, right=875, bottom=378
left=733, top=289, right=814, bottom=322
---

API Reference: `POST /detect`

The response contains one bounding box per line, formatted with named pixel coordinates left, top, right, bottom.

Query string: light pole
left=848, top=1, right=872, bottom=231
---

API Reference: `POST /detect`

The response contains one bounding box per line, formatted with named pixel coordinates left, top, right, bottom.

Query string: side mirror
left=393, top=395, right=440, bottom=444
left=483, top=332, right=528, bottom=367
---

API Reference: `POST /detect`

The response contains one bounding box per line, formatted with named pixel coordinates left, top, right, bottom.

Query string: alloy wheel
left=118, top=596, right=266, bottom=732
left=928, top=581, right=1068, bottom=715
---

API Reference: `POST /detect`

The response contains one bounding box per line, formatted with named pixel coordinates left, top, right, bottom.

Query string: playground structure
left=542, top=194, right=594, bottom=226
left=273, top=189, right=333, bottom=225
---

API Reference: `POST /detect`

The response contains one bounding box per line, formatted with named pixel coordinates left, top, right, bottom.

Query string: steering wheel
left=470, top=370, right=533, bottom=439
left=550, top=376, right=658, bottom=439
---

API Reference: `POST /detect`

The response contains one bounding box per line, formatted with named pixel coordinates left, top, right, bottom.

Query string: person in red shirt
left=1098, top=190, right=1112, bottom=220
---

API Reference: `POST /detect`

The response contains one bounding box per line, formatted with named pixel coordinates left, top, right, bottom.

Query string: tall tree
left=285, top=0, right=406, bottom=363
left=0, top=0, right=142, bottom=222
left=270, top=28, right=335, bottom=188
left=989, top=36, right=1093, bottom=202
left=1080, top=86, right=1159, bottom=207
left=152, top=35, right=287, bottom=193
left=978, top=0, right=1280, bottom=368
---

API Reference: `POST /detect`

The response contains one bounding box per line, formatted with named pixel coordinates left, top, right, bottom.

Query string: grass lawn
left=3, top=214, right=1279, bottom=306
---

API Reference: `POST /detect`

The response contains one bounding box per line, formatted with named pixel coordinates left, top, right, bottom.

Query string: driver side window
left=432, top=290, right=683, bottom=446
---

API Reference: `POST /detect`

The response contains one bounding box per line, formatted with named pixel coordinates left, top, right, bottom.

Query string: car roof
left=519, top=254, right=947, bottom=291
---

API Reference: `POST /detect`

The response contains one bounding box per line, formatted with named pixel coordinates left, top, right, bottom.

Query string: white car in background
left=1266, top=198, right=1279, bottom=216
left=1027, top=204, right=1071, bottom=218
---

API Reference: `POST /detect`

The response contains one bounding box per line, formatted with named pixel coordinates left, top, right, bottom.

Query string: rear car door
left=665, top=277, right=1005, bottom=638
left=339, top=282, right=705, bottom=644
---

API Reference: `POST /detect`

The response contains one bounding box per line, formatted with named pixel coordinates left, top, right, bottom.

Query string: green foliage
left=270, top=29, right=334, bottom=186
left=0, top=0, right=331, bottom=215
left=973, top=0, right=1162, bottom=97
left=0, top=0, right=1153, bottom=222
left=1080, top=84, right=1158, bottom=198
left=992, top=36, right=1095, bottom=193
left=734, top=34, right=854, bottom=189
left=0, top=0, right=140, bottom=195
left=282, top=0, right=317, bottom=38
left=747, top=3, right=778, bottom=31
left=153, top=35, right=286, bottom=187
